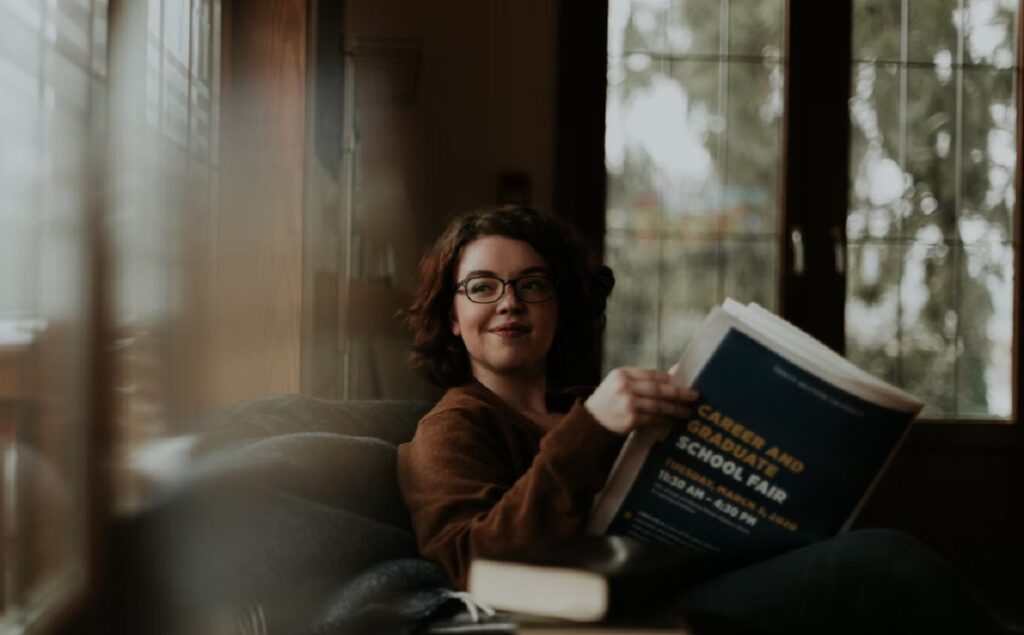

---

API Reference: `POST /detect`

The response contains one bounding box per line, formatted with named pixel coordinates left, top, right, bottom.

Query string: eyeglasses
left=455, top=275, right=557, bottom=304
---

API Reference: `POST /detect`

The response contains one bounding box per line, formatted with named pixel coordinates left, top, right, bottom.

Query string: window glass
left=0, top=0, right=108, bottom=625
left=605, top=0, right=785, bottom=371
left=848, top=0, right=1018, bottom=418
left=109, top=0, right=221, bottom=511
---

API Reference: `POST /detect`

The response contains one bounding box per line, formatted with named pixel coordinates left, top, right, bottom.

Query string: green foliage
left=848, top=0, right=1017, bottom=417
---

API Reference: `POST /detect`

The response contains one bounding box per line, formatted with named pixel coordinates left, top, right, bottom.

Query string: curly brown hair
left=402, top=205, right=614, bottom=389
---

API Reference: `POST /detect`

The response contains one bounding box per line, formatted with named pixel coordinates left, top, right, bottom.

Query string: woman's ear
left=451, top=308, right=461, bottom=337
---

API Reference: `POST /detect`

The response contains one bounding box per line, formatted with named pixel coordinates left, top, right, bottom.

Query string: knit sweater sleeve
left=396, top=400, right=624, bottom=589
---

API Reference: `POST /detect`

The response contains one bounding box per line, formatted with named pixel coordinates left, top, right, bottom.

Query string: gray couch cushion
left=180, top=395, right=434, bottom=533
left=194, top=394, right=433, bottom=453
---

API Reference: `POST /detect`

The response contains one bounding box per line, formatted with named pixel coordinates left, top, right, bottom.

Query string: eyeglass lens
left=463, top=276, right=554, bottom=303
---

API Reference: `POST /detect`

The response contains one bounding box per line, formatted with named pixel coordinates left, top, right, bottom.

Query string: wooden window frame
left=556, top=0, right=1024, bottom=430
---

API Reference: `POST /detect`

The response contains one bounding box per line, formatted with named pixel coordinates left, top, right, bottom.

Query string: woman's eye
left=470, top=281, right=496, bottom=294
left=522, top=278, right=549, bottom=290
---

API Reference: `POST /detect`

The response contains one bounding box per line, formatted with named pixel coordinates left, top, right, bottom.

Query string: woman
left=398, top=205, right=1012, bottom=635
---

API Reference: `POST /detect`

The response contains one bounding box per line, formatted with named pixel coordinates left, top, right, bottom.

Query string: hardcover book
left=463, top=536, right=712, bottom=629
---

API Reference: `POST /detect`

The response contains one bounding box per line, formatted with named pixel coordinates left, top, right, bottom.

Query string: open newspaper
left=588, top=299, right=923, bottom=561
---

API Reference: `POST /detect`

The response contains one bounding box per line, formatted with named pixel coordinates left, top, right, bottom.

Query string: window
left=604, top=0, right=1020, bottom=421
left=0, top=0, right=109, bottom=628
left=0, top=0, right=224, bottom=629
left=108, top=0, right=222, bottom=511
left=604, top=0, right=786, bottom=371
left=847, top=0, right=1017, bottom=418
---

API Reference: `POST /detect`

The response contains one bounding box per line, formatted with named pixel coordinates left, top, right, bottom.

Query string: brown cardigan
left=396, top=381, right=625, bottom=589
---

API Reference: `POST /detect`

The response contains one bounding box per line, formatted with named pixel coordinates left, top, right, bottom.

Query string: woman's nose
left=497, top=283, right=524, bottom=313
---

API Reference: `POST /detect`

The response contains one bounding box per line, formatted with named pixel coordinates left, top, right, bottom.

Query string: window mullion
left=780, top=0, right=852, bottom=353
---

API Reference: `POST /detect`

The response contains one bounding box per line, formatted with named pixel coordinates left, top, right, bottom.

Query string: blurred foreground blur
left=0, top=0, right=562, bottom=631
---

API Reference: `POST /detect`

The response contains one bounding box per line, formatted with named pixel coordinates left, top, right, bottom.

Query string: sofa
left=94, top=395, right=460, bottom=635
left=89, top=395, right=768, bottom=635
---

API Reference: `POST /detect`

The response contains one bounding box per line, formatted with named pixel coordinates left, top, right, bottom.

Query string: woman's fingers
left=632, top=396, right=691, bottom=418
left=619, top=367, right=699, bottom=402
left=619, top=367, right=673, bottom=383
left=586, top=366, right=700, bottom=435
left=609, top=367, right=697, bottom=397
left=629, top=378, right=699, bottom=402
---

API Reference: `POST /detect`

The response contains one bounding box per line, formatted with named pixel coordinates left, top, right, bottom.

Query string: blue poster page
left=606, top=329, right=913, bottom=560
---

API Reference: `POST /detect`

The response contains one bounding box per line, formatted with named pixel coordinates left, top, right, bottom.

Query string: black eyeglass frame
left=454, top=274, right=558, bottom=304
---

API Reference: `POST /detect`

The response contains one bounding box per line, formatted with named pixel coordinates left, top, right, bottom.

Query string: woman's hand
left=584, top=367, right=699, bottom=435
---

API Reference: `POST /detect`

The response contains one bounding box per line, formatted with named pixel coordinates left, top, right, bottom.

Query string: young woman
left=397, top=206, right=1012, bottom=635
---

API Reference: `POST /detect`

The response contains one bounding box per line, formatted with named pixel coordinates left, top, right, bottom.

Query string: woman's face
left=452, top=236, right=559, bottom=383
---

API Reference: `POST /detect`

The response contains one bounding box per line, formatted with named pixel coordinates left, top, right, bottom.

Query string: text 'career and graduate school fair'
left=588, top=299, right=923, bottom=561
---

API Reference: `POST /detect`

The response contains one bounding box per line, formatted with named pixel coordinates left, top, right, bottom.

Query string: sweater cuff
left=539, top=400, right=625, bottom=490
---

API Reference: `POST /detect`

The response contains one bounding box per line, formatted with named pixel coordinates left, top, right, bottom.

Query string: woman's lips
left=489, top=323, right=530, bottom=337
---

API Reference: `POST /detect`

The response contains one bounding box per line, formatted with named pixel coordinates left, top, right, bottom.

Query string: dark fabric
left=312, top=559, right=454, bottom=635
left=103, top=478, right=433, bottom=634
left=673, top=528, right=1012, bottom=635
left=180, top=431, right=416, bottom=531
left=162, top=491, right=425, bottom=634
left=397, top=380, right=625, bottom=589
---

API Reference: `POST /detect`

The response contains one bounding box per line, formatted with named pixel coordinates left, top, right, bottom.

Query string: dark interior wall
left=418, top=0, right=558, bottom=231
left=345, top=0, right=557, bottom=249
left=340, top=0, right=559, bottom=400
